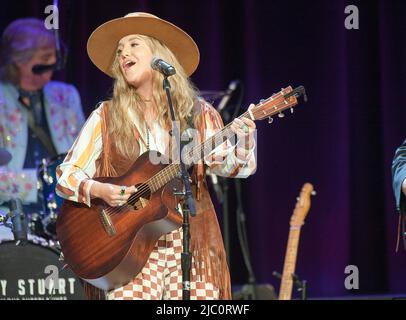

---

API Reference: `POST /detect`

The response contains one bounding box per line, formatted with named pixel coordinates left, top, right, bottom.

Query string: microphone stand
left=221, top=175, right=230, bottom=264
left=216, top=109, right=231, bottom=265
left=235, top=178, right=257, bottom=300
left=219, top=82, right=259, bottom=299
left=162, top=76, right=196, bottom=300
left=216, top=83, right=242, bottom=267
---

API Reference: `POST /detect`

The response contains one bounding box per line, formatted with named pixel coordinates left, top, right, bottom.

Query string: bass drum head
left=0, top=241, right=86, bottom=300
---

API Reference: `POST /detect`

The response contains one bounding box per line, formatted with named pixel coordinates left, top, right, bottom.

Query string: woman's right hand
left=90, top=181, right=137, bottom=207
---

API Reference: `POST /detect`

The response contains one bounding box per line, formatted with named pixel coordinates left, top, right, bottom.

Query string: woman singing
left=56, top=12, right=256, bottom=300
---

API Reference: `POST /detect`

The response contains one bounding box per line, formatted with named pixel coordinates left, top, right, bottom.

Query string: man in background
left=0, top=18, right=84, bottom=241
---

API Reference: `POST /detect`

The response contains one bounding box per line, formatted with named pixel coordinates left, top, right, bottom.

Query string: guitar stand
left=292, top=273, right=307, bottom=300
left=272, top=271, right=308, bottom=300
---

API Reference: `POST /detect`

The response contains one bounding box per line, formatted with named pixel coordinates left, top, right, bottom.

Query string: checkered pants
left=106, top=228, right=220, bottom=300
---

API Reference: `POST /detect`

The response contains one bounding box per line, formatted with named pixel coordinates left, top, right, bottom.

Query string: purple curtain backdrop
left=2, top=0, right=406, bottom=298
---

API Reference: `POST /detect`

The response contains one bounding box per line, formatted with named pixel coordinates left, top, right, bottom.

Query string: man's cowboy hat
left=87, top=12, right=200, bottom=77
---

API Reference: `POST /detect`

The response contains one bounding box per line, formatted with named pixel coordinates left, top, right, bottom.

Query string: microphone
left=151, top=57, right=176, bottom=77
left=217, top=80, right=241, bottom=113
left=8, top=199, right=28, bottom=244
left=32, top=63, right=58, bottom=75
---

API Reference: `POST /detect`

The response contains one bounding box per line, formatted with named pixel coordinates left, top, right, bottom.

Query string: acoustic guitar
left=278, top=182, right=314, bottom=300
left=56, top=86, right=307, bottom=290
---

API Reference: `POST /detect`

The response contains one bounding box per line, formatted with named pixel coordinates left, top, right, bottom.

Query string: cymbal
left=0, top=148, right=11, bottom=166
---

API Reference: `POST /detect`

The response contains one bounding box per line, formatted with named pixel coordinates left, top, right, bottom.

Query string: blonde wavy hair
left=108, top=35, right=198, bottom=159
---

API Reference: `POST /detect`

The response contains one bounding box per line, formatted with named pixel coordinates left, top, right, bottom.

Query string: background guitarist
left=55, top=12, right=256, bottom=300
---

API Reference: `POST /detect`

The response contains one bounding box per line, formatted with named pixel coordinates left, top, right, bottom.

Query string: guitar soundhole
left=128, top=183, right=151, bottom=210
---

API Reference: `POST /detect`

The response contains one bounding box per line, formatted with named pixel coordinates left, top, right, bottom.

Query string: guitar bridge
left=99, top=208, right=116, bottom=237
left=134, top=197, right=149, bottom=210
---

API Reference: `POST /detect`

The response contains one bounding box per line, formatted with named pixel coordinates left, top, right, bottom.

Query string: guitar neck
left=145, top=85, right=305, bottom=192
left=279, top=226, right=302, bottom=300
left=146, top=111, right=252, bottom=192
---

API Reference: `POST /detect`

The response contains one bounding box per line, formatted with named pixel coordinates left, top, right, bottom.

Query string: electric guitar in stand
left=278, top=183, right=314, bottom=300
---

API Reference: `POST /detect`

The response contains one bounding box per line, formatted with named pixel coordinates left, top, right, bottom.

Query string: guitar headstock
left=290, top=183, right=314, bottom=228
left=250, top=86, right=307, bottom=122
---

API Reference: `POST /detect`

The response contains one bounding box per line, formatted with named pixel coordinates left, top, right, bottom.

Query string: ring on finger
left=120, top=185, right=126, bottom=196
left=240, top=124, right=249, bottom=134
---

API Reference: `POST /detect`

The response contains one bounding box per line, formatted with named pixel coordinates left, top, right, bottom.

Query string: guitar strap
left=18, top=94, right=58, bottom=158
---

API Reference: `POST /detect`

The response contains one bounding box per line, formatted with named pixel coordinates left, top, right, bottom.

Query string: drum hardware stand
left=0, top=214, right=13, bottom=229
left=45, top=194, right=58, bottom=236
left=162, top=73, right=196, bottom=300
left=28, top=212, right=47, bottom=239
left=6, top=199, right=28, bottom=245
left=41, top=158, right=54, bottom=185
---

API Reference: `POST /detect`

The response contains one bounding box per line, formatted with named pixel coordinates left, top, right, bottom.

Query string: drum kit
left=30, top=153, right=66, bottom=241
left=0, top=148, right=85, bottom=300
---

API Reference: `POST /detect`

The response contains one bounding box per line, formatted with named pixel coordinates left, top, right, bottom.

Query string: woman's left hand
left=230, top=104, right=256, bottom=150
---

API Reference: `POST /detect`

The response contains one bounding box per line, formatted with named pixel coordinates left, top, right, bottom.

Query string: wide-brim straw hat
left=87, top=12, right=200, bottom=78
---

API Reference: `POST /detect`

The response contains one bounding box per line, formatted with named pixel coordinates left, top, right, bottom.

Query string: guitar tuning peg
left=296, top=197, right=300, bottom=201
left=260, top=99, right=264, bottom=103
left=278, top=112, right=285, bottom=118
left=268, top=117, right=274, bottom=124
left=311, top=191, right=317, bottom=196
left=290, top=108, right=294, bottom=114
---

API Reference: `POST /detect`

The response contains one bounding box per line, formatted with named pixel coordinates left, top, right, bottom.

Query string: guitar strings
left=105, top=164, right=179, bottom=216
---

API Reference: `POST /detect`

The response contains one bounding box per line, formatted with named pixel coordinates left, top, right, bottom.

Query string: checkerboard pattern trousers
left=106, top=228, right=220, bottom=300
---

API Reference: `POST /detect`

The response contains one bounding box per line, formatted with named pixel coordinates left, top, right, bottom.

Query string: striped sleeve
left=55, top=105, right=103, bottom=206
left=200, top=101, right=257, bottom=178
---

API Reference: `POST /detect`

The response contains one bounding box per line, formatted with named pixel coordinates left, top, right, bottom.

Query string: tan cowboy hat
left=87, top=12, right=200, bottom=77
